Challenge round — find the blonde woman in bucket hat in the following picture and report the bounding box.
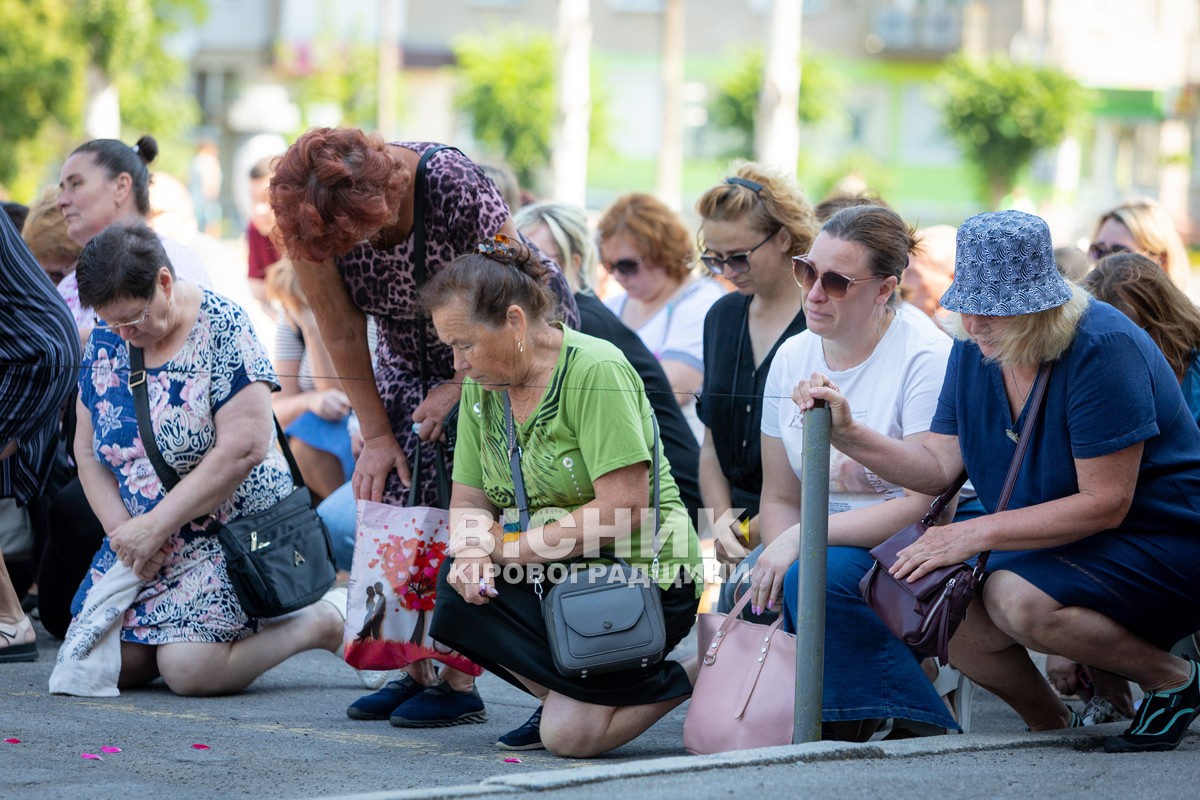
[791,210,1200,753]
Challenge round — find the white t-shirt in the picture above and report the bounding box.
[604,276,727,443]
[761,308,951,514]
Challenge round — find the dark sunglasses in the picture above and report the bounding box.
[791,254,884,299]
[603,257,642,276]
[1087,242,1133,262]
[700,229,779,276]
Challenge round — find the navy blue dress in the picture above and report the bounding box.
[930,299,1200,649]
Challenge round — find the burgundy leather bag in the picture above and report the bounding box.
[860,363,1051,665]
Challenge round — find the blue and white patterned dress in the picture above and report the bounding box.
[72,290,293,644]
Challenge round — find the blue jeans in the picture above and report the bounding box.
[318,481,356,571]
[782,545,958,730]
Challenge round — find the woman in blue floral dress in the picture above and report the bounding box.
[71,221,344,695]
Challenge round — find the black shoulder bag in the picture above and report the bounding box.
[411,145,461,501]
[508,393,668,679]
[129,347,336,618]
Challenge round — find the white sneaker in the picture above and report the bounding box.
[357,670,394,690]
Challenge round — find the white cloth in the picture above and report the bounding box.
[762,308,951,514]
[48,560,139,697]
[604,276,726,443]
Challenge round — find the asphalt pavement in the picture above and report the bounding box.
[3,617,1196,800]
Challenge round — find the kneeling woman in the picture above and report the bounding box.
[423,237,702,758]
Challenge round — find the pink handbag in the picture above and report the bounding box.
[683,591,795,755]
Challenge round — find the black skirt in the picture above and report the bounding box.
[430,557,699,707]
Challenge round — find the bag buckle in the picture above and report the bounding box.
[128,369,146,389]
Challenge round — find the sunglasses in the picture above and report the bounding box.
[94,298,153,330]
[603,257,642,277]
[700,229,779,276]
[791,254,884,299]
[1087,242,1133,262]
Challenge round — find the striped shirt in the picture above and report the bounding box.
[0,212,81,504]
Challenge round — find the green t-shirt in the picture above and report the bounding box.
[453,326,701,592]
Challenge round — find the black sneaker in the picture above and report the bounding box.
[497,706,545,751]
[389,681,487,728]
[346,673,424,721]
[1103,658,1200,753]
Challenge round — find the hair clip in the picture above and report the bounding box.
[725,176,763,193]
[477,233,519,263]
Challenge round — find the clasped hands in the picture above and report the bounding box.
[108,516,173,582]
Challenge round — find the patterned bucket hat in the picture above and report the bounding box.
[939,210,1072,316]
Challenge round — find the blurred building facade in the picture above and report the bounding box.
[180,0,1200,242]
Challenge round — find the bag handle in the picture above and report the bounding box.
[412,145,462,395]
[975,361,1053,574]
[504,391,662,573]
[129,346,306,511]
[406,434,450,509]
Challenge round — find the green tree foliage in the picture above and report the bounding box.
[454,30,556,189]
[708,47,843,159]
[937,54,1091,209]
[275,6,399,135]
[0,0,204,200]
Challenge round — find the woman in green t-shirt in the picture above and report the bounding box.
[423,235,702,758]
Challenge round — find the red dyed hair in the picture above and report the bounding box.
[269,127,408,262]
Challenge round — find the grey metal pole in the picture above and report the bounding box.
[794,399,830,743]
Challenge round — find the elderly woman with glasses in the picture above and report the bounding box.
[795,210,1200,753]
[68,221,345,696]
[597,193,726,444]
[749,204,957,740]
[689,165,814,604]
[1089,197,1191,295]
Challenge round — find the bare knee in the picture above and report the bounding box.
[984,571,1059,643]
[158,647,234,697]
[539,702,611,758]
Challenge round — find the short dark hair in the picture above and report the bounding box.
[76,221,174,308]
[70,135,159,216]
[2,202,29,233]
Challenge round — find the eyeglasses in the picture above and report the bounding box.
[791,254,885,299]
[602,257,642,277]
[94,298,153,330]
[700,229,779,276]
[1087,242,1133,262]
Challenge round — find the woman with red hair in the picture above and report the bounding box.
[270,128,577,730]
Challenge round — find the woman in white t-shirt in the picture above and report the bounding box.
[750,205,957,740]
[598,193,726,443]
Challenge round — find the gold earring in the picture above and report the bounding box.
[517,339,525,353]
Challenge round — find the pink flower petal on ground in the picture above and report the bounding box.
[81,753,103,760]
[191,743,210,750]
[100,746,122,754]
[4,739,19,744]
[503,757,522,763]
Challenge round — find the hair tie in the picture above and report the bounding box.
[131,144,140,154]
[725,176,763,193]
[477,233,520,264]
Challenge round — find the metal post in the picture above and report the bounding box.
[794,400,830,743]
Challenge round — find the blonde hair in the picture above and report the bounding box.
[1094,198,1191,293]
[944,284,1090,365]
[22,186,82,268]
[695,161,816,258]
[265,257,307,320]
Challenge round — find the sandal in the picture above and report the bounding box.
[0,616,37,663]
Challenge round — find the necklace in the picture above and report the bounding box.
[1004,364,1034,443]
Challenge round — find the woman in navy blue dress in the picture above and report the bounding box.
[794,210,1200,753]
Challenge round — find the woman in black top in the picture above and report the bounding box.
[694,164,814,589]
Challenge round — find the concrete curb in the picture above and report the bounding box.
[308,722,1168,800]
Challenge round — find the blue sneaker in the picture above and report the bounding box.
[496,706,544,750]
[389,681,487,728]
[1104,658,1200,753]
[346,673,424,721]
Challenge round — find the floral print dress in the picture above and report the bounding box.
[72,291,294,644]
